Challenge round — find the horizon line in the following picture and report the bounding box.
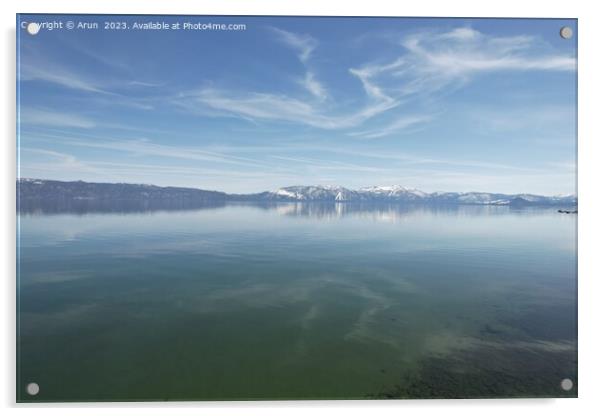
[16,177,578,198]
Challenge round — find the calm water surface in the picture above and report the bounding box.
[17,203,577,401]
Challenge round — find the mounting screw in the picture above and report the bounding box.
[560,26,573,39]
[560,378,573,391]
[26,382,40,396]
[26,22,40,36]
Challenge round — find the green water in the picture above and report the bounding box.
[17,203,577,401]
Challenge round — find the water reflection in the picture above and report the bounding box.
[17,200,577,400]
[250,202,558,221]
[19,198,566,220]
[17,197,226,215]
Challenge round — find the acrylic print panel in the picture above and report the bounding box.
[16,15,577,402]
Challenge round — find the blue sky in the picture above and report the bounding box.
[17,15,577,195]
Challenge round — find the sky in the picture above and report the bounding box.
[17,15,577,195]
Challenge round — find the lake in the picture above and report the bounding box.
[17,203,577,401]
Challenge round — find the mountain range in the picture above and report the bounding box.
[17,179,577,207]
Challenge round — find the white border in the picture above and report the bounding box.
[2,1,601,415]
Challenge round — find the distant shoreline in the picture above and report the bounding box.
[17,178,577,208]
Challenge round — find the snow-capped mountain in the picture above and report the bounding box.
[272,185,357,201]
[358,185,429,201]
[17,179,577,208]
[258,185,577,206]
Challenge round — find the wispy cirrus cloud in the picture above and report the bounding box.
[270,27,317,64]
[34,134,274,170]
[181,27,574,138]
[349,115,432,139]
[355,27,576,99]
[20,26,576,141]
[20,60,160,109]
[301,72,328,101]
[20,148,103,176]
[127,80,164,88]
[20,148,301,188]
[19,44,163,103]
[20,108,96,129]
[191,87,398,130]
[20,62,112,94]
[271,27,329,101]
[179,27,400,130]
[406,27,575,74]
